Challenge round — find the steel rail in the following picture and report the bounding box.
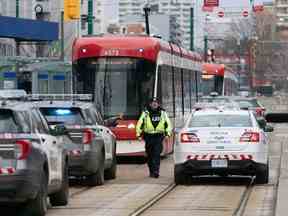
[129,183,176,216]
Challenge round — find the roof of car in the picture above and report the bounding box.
[0,100,35,111]
[193,109,251,116]
[32,100,94,109]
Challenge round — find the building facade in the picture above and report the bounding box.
[0,0,114,58]
[118,0,204,50]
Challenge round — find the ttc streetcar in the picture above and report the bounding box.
[72,35,203,156]
[202,63,238,96]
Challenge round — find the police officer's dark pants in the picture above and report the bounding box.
[144,133,164,176]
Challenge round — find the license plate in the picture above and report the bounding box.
[211,159,228,168]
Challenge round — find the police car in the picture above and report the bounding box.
[174,108,273,185]
[0,98,69,216]
[32,94,117,186]
[232,97,266,117]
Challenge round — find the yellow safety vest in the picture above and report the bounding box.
[136,110,172,137]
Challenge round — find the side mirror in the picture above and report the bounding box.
[174,128,182,133]
[257,117,267,129]
[264,125,274,132]
[50,124,67,136]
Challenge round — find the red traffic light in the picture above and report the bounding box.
[218,11,224,18]
[253,5,264,12]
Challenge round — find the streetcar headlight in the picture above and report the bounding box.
[128,123,135,129]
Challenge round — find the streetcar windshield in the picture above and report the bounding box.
[74,57,156,119]
[201,74,223,95]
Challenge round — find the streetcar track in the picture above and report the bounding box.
[272,138,284,216]
[232,177,255,216]
[69,187,92,198]
[129,183,176,216]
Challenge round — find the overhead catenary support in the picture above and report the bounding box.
[88,0,93,35]
[204,35,208,62]
[143,4,151,36]
[61,11,64,61]
[190,7,194,51]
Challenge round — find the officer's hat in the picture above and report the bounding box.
[149,97,159,104]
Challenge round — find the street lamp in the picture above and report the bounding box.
[143,3,151,36]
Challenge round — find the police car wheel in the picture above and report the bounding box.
[174,165,189,185]
[87,152,105,186]
[25,171,48,216]
[255,163,269,184]
[50,163,69,206]
[105,143,117,180]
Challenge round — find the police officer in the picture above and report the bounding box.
[136,97,172,178]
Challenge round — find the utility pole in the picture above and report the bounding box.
[237,39,241,90]
[15,0,20,56]
[190,7,194,51]
[60,11,65,61]
[143,4,151,36]
[204,35,208,62]
[88,0,93,35]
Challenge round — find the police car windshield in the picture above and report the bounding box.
[189,114,252,128]
[235,99,259,108]
[40,108,85,126]
[0,109,22,133]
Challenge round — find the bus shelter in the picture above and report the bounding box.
[0,57,72,94]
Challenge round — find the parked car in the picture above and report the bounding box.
[0,99,69,216]
[32,94,117,186]
[232,97,266,117]
[174,107,273,185]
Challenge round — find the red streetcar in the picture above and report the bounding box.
[202,63,238,96]
[72,35,203,156]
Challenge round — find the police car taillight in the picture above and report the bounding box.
[180,133,200,143]
[240,132,259,143]
[82,129,94,145]
[15,140,31,160]
[255,107,265,116]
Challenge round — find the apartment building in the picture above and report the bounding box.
[118,0,204,50]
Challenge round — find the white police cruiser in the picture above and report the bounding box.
[174,107,273,185]
[0,94,68,216]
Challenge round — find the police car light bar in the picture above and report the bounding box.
[28,94,92,101]
[0,90,27,100]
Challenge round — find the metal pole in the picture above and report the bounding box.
[60,11,64,61]
[144,4,150,36]
[16,0,19,18]
[88,0,93,35]
[238,40,241,90]
[190,7,194,51]
[204,35,208,62]
[16,0,20,56]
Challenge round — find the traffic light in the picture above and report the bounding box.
[64,0,80,21]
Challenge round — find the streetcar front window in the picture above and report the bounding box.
[201,75,223,95]
[74,58,156,119]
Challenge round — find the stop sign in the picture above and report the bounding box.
[242,10,249,17]
[218,11,224,18]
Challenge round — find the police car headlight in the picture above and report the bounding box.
[128,123,135,129]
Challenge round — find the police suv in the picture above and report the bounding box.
[32,94,117,186]
[0,95,69,216]
[174,107,273,185]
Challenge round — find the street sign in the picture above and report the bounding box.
[218,11,224,18]
[204,0,219,7]
[242,10,249,17]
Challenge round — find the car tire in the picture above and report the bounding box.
[50,163,69,206]
[255,163,269,184]
[104,143,117,180]
[174,164,189,185]
[87,152,105,186]
[25,171,48,216]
